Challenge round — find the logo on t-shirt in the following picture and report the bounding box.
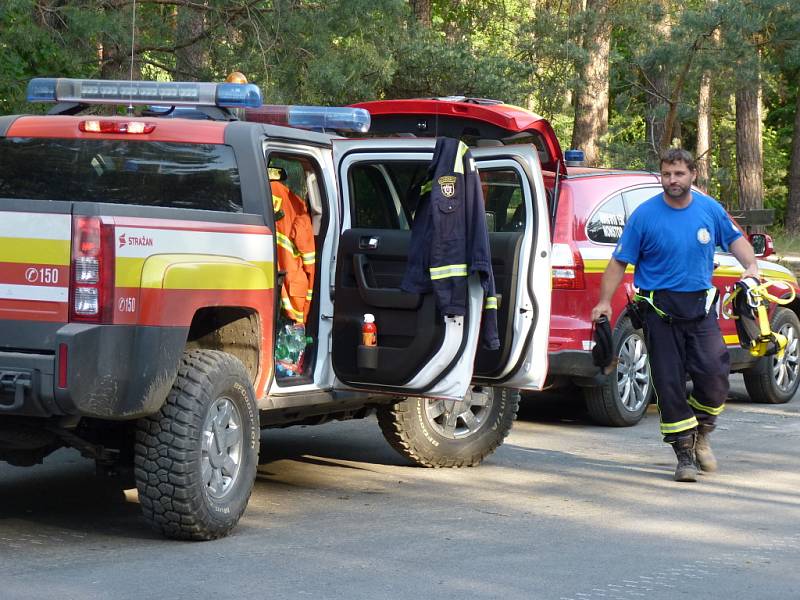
[697,227,711,244]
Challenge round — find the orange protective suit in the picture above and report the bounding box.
[272,181,315,323]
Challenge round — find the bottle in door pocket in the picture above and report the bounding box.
[362,313,377,346]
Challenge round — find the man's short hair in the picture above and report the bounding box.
[660,148,696,171]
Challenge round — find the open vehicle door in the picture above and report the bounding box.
[331,139,550,399]
[470,145,551,391]
[330,139,485,400]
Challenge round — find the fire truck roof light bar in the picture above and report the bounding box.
[26,78,263,109]
[248,105,371,133]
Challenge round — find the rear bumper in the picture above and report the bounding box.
[547,349,601,381]
[0,322,188,419]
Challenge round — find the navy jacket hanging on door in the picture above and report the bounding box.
[401,137,500,350]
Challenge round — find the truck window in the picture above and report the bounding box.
[587,194,625,244]
[0,137,242,212]
[480,168,525,232]
[623,186,660,216]
[350,162,420,230]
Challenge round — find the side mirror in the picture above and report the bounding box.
[749,232,773,258]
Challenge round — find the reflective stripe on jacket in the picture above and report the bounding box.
[401,137,499,350]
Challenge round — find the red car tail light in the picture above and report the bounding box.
[551,242,585,289]
[70,216,115,323]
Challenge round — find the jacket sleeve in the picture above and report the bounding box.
[464,150,500,350]
[288,189,316,322]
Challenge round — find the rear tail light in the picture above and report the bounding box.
[58,343,68,388]
[551,242,585,290]
[70,216,115,323]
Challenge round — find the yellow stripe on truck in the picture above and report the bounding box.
[126,255,273,290]
[584,257,796,285]
[0,238,70,265]
[583,259,634,275]
[116,257,274,289]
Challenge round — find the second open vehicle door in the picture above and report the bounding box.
[330,139,551,398]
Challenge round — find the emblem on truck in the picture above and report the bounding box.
[118,232,154,248]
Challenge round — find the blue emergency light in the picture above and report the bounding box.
[247,105,371,133]
[564,149,585,166]
[26,78,263,109]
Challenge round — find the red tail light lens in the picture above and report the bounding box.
[70,216,115,323]
[58,343,68,388]
[551,242,586,290]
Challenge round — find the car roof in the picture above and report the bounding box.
[351,98,566,174]
[4,115,231,143]
[2,114,338,147]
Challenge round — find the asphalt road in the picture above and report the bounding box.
[1,375,798,600]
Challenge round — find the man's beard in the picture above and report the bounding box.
[663,183,689,200]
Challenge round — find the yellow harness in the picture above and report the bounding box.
[721,277,796,358]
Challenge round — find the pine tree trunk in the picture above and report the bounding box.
[409,0,432,27]
[735,81,763,211]
[175,4,208,80]
[570,0,611,167]
[696,70,712,193]
[646,1,671,160]
[786,87,800,232]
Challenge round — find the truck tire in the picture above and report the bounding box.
[377,386,518,468]
[743,307,800,404]
[583,317,652,427]
[134,350,260,540]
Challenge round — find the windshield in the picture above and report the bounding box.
[0,137,242,212]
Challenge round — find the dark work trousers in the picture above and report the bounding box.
[641,290,730,443]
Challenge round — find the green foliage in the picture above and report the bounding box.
[0,0,799,226]
[603,112,650,170]
[384,27,529,102]
[763,125,789,222]
[769,226,800,254]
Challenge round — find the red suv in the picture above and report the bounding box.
[353,98,800,425]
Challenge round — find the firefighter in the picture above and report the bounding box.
[590,148,759,482]
[271,177,315,324]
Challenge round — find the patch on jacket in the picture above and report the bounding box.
[438,175,456,198]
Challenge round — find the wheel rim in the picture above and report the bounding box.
[615,332,650,413]
[423,386,493,440]
[201,395,244,499]
[772,322,800,393]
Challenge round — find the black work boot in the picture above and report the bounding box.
[671,433,698,482]
[695,425,717,472]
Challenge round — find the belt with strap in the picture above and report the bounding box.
[634,289,716,325]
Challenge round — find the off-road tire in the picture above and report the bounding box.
[743,307,800,404]
[134,350,259,540]
[583,317,652,427]
[377,386,519,468]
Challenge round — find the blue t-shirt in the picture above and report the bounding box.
[612,190,742,291]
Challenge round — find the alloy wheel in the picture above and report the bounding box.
[772,322,800,393]
[424,386,493,440]
[201,395,244,499]
[616,333,650,413]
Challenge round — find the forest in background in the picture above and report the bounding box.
[1,0,799,235]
